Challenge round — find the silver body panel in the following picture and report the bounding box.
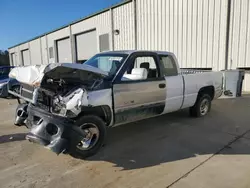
[113,79,166,124]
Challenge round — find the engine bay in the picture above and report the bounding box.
[37,73,104,118]
[8,63,108,118]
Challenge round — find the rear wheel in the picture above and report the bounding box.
[69,115,107,159]
[189,94,212,117]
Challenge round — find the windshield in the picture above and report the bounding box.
[84,54,128,78]
[0,68,10,78]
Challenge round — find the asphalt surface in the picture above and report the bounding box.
[0,96,250,188]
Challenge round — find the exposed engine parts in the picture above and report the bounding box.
[51,87,88,118]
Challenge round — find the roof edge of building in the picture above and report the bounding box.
[8,0,132,50]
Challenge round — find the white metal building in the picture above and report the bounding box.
[8,0,250,91]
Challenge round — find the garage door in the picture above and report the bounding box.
[11,53,16,66]
[76,30,97,63]
[22,49,30,66]
[56,38,71,63]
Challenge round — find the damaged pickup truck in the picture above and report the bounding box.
[9,51,223,158]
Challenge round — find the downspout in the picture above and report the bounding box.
[39,37,43,64]
[28,42,32,65]
[46,34,49,64]
[225,0,232,70]
[69,24,76,63]
[110,8,114,51]
[133,0,137,50]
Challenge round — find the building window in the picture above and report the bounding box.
[49,47,54,59]
[99,33,110,52]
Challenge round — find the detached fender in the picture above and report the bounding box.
[26,104,87,155]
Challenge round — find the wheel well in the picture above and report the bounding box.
[76,105,112,126]
[198,86,215,100]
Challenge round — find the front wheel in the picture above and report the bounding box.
[69,115,107,159]
[189,94,212,117]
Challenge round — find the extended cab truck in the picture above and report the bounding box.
[9,51,223,158]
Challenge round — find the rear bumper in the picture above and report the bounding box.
[26,104,85,154]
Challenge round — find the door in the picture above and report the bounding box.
[22,49,30,66]
[113,52,166,125]
[159,55,184,113]
[56,37,71,63]
[11,53,16,66]
[75,30,97,63]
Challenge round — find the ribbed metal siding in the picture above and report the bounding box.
[228,0,250,91]
[137,0,228,70]
[113,2,135,50]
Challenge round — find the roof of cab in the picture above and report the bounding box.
[99,50,174,56]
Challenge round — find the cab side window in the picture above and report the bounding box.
[159,55,178,76]
[122,55,159,81]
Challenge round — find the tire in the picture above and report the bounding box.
[69,115,107,159]
[189,94,212,117]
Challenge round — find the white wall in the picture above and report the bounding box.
[228,0,250,91]
[8,0,250,91]
[113,2,135,50]
[46,27,71,63]
[10,43,30,66]
[41,36,48,64]
[71,11,111,55]
[136,0,228,71]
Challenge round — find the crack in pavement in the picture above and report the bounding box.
[166,129,250,188]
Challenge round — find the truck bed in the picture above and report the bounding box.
[180,68,212,75]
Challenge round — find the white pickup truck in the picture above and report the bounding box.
[9,50,223,158]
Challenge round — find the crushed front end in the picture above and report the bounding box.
[8,63,108,154]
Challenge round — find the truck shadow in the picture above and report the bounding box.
[85,98,250,170]
[0,133,27,144]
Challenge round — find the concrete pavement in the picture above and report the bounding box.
[0,96,250,188]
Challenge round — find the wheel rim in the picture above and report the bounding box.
[200,98,209,116]
[77,123,100,150]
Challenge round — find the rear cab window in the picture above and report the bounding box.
[159,55,178,76]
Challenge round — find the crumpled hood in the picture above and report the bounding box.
[9,65,46,86]
[9,63,108,86]
[44,63,108,76]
